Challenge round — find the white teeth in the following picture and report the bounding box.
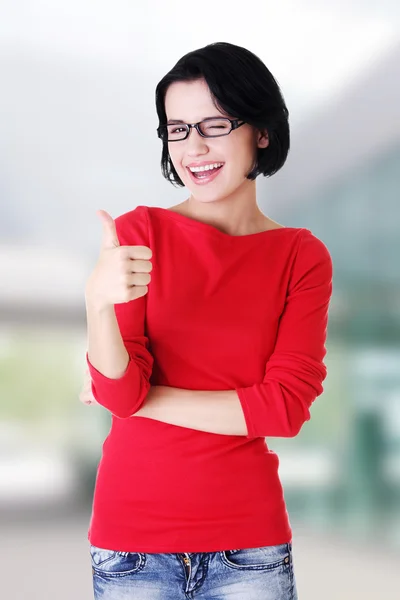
[188,162,223,173]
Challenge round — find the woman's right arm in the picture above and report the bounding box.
[84,207,154,418]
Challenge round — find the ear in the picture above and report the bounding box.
[256,129,269,149]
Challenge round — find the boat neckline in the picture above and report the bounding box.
[145,206,305,240]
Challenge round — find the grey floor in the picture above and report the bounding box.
[1,506,399,600]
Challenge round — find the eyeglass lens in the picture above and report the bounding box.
[166,118,232,141]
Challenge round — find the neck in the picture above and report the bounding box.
[185,181,267,236]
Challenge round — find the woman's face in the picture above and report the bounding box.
[164,78,268,204]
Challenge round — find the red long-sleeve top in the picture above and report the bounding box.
[86,204,333,553]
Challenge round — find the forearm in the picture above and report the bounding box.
[84,296,154,418]
[85,297,129,379]
[135,386,249,436]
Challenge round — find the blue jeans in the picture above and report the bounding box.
[90,541,299,599]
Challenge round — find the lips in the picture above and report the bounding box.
[186,164,224,185]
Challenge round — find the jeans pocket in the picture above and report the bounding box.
[90,544,146,577]
[220,542,291,571]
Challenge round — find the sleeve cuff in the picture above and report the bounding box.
[86,351,134,387]
[236,387,258,439]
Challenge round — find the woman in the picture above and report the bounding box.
[83,41,333,599]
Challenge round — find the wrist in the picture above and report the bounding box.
[84,282,112,313]
[85,294,113,314]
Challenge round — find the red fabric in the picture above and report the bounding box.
[86,205,333,553]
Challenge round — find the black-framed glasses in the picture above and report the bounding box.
[157,117,246,142]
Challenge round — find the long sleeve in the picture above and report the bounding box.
[86,207,154,418]
[236,230,333,439]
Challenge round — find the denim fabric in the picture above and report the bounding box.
[90,541,299,599]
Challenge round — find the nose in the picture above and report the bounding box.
[185,126,209,155]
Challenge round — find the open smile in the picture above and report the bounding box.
[186,164,224,185]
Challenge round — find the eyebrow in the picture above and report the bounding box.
[166,116,224,125]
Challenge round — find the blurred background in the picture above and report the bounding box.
[1,1,400,598]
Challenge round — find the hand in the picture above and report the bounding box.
[85,209,153,310]
[78,366,98,405]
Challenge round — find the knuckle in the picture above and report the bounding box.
[134,287,145,299]
[122,289,131,303]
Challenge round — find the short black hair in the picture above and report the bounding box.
[155,41,290,187]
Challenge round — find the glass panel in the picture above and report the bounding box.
[166,124,188,141]
[199,118,231,136]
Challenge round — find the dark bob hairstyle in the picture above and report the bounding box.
[155,41,290,187]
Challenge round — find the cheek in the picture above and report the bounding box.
[226,135,252,163]
[225,147,253,177]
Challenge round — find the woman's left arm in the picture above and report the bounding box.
[134,232,334,439]
[134,385,247,436]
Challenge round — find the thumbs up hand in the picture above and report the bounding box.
[85,210,153,310]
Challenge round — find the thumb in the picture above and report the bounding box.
[97,210,120,249]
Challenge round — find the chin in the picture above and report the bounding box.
[182,169,240,204]
[188,191,228,205]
